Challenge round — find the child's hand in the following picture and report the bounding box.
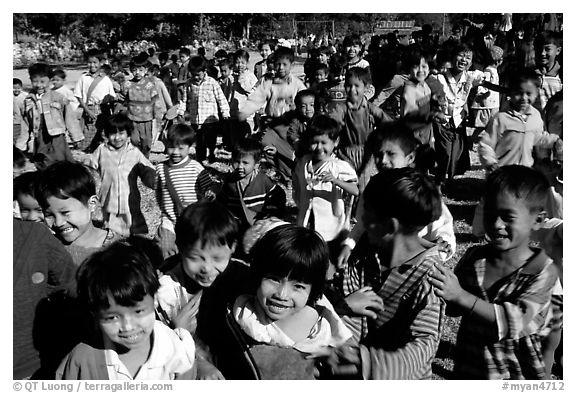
[318,171,336,183]
[173,296,200,332]
[264,145,277,157]
[428,263,464,302]
[345,287,384,319]
[196,358,225,380]
[336,245,352,269]
[85,109,97,120]
[435,236,452,257]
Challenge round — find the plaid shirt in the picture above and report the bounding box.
[341,238,444,379]
[452,245,557,379]
[184,75,230,125]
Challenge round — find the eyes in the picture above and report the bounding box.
[100,308,149,322]
[264,276,310,292]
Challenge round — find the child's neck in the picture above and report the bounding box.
[72,223,106,248]
[271,305,319,343]
[348,56,360,64]
[115,334,153,378]
[490,242,534,271]
[311,157,329,169]
[381,233,426,269]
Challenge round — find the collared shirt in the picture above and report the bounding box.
[534,62,562,113]
[184,75,230,125]
[73,72,116,105]
[434,69,485,127]
[13,92,28,124]
[239,74,306,119]
[122,77,162,122]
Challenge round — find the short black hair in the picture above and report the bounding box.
[219,58,233,69]
[214,49,228,59]
[367,123,419,158]
[295,89,316,107]
[273,46,295,63]
[28,63,50,79]
[535,30,563,48]
[250,225,329,304]
[508,68,540,92]
[484,165,550,213]
[403,48,432,70]
[48,68,67,80]
[258,41,276,51]
[179,47,191,57]
[304,114,340,142]
[36,161,96,208]
[452,43,474,59]
[175,201,239,251]
[234,48,250,62]
[363,168,442,233]
[159,52,169,61]
[14,171,40,200]
[345,67,372,86]
[13,146,26,168]
[76,239,160,313]
[85,49,104,61]
[104,112,134,136]
[188,55,207,72]
[232,137,263,162]
[343,34,363,48]
[13,78,23,86]
[165,123,195,147]
[131,53,150,68]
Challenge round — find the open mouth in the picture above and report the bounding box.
[58,227,74,235]
[119,331,145,344]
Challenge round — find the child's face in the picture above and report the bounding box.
[537,42,561,68]
[191,69,206,85]
[107,130,129,150]
[315,69,328,83]
[166,143,191,165]
[98,294,155,351]
[30,75,50,95]
[509,80,538,113]
[483,192,540,253]
[256,275,312,322]
[87,56,101,74]
[13,83,23,96]
[17,193,44,223]
[345,76,366,104]
[132,66,147,81]
[374,140,415,171]
[345,44,361,60]
[235,57,248,73]
[181,241,235,287]
[44,195,95,245]
[50,75,65,90]
[310,134,337,163]
[274,56,292,78]
[317,53,329,65]
[219,65,232,79]
[440,61,452,74]
[453,51,473,73]
[233,153,258,179]
[297,95,315,120]
[410,58,430,83]
[179,53,190,64]
[260,44,272,60]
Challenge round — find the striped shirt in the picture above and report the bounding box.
[183,75,230,125]
[452,245,558,380]
[341,238,444,379]
[155,156,212,225]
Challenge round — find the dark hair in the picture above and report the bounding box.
[315,63,329,75]
[219,58,233,69]
[100,64,112,76]
[234,48,250,63]
[188,55,207,72]
[363,168,442,233]
[13,78,23,86]
[232,137,263,162]
[171,54,178,62]
[132,54,149,68]
[28,63,50,78]
[329,54,347,77]
[13,146,26,168]
[104,112,134,136]
[484,165,550,213]
[345,67,372,86]
[48,68,66,80]
[165,123,195,147]
[148,47,156,56]
[273,46,295,63]
[535,30,563,48]
[343,34,363,48]
[76,239,160,312]
[148,63,160,73]
[367,123,419,158]
[159,52,169,61]
[508,68,540,92]
[318,46,331,56]
[250,225,329,304]
[304,114,340,142]
[258,41,276,51]
[175,201,239,250]
[214,49,228,59]
[295,89,316,107]
[36,161,96,208]
[85,49,104,61]
[14,171,40,200]
[452,43,474,59]
[179,47,191,57]
[404,48,432,70]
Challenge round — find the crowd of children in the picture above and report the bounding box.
[13,16,562,381]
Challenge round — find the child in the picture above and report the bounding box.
[13,78,28,145]
[230,225,352,379]
[317,54,347,114]
[469,46,503,143]
[218,58,235,103]
[49,68,85,148]
[230,49,258,138]
[338,126,456,268]
[327,168,444,379]
[183,55,230,163]
[155,123,213,259]
[312,63,330,90]
[261,89,317,179]
[328,67,393,173]
[57,239,196,379]
[217,138,286,232]
[342,34,375,100]
[14,172,44,223]
[155,201,251,379]
[292,115,359,261]
[36,161,122,266]
[532,31,562,114]
[121,54,163,158]
[239,46,306,125]
[254,41,275,81]
[73,49,116,152]
[86,113,156,237]
[174,47,192,102]
[17,63,74,166]
[429,165,559,379]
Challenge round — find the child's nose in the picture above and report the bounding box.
[53,214,66,227]
[120,316,135,331]
[275,283,289,298]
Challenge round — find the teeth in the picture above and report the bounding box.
[60,228,73,234]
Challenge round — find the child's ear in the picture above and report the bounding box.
[87,195,98,213]
[406,151,416,166]
[230,241,237,254]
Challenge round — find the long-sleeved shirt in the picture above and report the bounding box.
[341,241,445,379]
[121,77,162,122]
[230,70,258,120]
[73,72,116,106]
[183,75,230,126]
[533,62,562,114]
[239,74,306,119]
[13,92,28,125]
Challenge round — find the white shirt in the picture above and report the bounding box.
[73,72,116,105]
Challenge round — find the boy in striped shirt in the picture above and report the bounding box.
[325,168,445,379]
[155,124,213,258]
